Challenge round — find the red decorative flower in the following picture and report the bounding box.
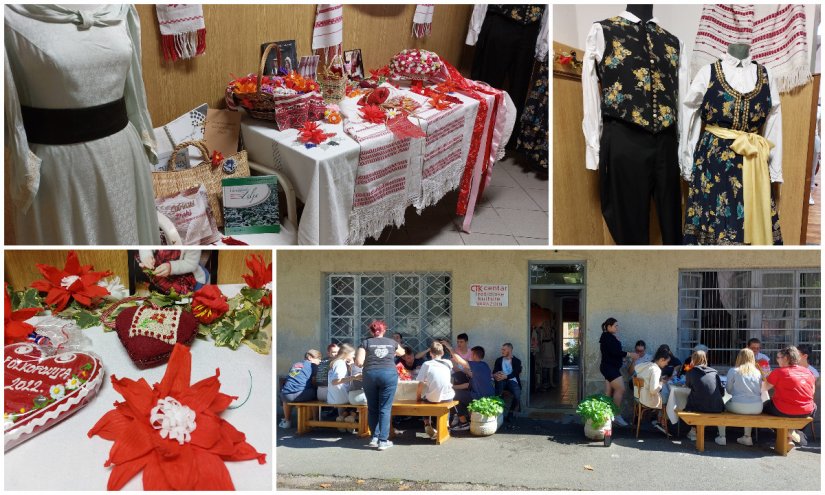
[210,151,224,168]
[242,255,272,290]
[297,122,334,145]
[88,344,266,490]
[366,87,390,106]
[360,105,386,124]
[30,251,111,313]
[429,94,452,111]
[559,55,573,65]
[4,283,40,345]
[191,285,229,325]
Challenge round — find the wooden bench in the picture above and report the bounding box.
[287,401,370,437]
[678,411,813,456]
[390,399,460,445]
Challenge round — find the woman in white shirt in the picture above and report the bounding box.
[327,344,358,430]
[722,348,764,446]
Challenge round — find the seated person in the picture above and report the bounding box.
[748,338,772,376]
[722,348,764,446]
[684,350,725,444]
[764,346,816,446]
[628,339,653,394]
[327,344,359,431]
[396,345,423,379]
[797,344,820,378]
[657,344,681,401]
[415,342,455,439]
[444,344,494,431]
[634,347,671,410]
[416,339,453,361]
[493,343,522,422]
[315,342,339,403]
[279,349,322,429]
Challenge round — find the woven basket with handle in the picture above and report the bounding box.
[318,54,347,103]
[151,140,249,228]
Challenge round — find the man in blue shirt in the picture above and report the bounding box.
[444,344,495,431]
[279,349,322,429]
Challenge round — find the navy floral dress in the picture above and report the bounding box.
[516,59,548,170]
[683,61,783,245]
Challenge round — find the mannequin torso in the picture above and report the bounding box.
[625,4,654,22]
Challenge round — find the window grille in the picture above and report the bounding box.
[678,269,820,368]
[326,272,452,352]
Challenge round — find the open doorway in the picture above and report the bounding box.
[527,262,585,411]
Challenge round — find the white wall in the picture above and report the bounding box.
[553,3,821,74]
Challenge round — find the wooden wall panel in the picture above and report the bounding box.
[136,4,473,125]
[216,249,272,284]
[4,250,272,288]
[552,41,815,245]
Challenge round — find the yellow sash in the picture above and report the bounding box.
[704,125,774,245]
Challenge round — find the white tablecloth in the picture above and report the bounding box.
[4,285,272,491]
[241,118,360,245]
[241,89,502,245]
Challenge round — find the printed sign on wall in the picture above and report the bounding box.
[470,284,509,307]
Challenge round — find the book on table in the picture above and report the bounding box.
[221,175,280,234]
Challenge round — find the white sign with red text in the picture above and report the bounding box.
[470,284,508,307]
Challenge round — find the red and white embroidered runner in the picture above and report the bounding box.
[344,121,422,244]
[691,4,811,92]
[313,4,344,61]
[156,4,206,62]
[412,4,435,38]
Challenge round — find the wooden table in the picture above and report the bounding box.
[288,401,370,437]
[390,399,459,445]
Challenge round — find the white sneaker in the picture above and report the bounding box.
[368,437,379,448]
[790,430,801,444]
[613,416,629,427]
[278,419,292,429]
[425,425,437,439]
[715,436,727,446]
[687,428,697,441]
[737,436,753,446]
[377,440,394,451]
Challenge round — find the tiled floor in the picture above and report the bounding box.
[366,154,549,245]
[528,369,580,410]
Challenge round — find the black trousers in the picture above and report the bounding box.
[599,118,683,245]
[471,13,540,146]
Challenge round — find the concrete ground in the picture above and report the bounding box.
[276,416,821,491]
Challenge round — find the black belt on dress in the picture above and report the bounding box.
[21,97,128,145]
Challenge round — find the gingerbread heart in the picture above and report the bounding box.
[114,305,198,368]
[4,343,104,451]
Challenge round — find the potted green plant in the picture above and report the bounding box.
[467,396,505,436]
[576,394,619,441]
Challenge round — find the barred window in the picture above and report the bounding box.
[326,272,452,352]
[678,269,821,368]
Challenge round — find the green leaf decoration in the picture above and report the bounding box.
[73,310,100,330]
[242,319,271,355]
[13,288,44,310]
[240,287,266,303]
[197,324,212,338]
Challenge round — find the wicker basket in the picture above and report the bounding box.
[318,54,347,103]
[151,140,249,227]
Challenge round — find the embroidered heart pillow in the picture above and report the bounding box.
[4,343,104,452]
[114,305,198,368]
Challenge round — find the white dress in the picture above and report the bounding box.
[5,4,160,244]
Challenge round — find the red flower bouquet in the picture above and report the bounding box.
[4,283,40,345]
[191,285,229,324]
[88,343,266,490]
[30,251,112,313]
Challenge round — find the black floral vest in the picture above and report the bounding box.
[596,16,680,134]
[488,4,545,25]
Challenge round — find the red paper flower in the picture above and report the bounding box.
[242,255,272,290]
[4,283,40,345]
[297,122,334,145]
[429,94,452,111]
[210,151,224,168]
[30,251,112,313]
[88,344,266,490]
[191,285,229,325]
[360,105,386,124]
[410,80,424,95]
[366,87,390,106]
